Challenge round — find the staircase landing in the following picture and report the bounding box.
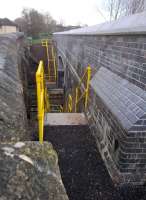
[44,113,87,126]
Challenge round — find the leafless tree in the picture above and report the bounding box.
[124,0,144,15]
[105,0,124,21]
[44,12,57,33]
[15,9,57,37]
[105,0,145,21]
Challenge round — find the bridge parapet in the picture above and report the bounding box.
[0,33,29,142]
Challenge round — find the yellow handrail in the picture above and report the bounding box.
[50,104,63,112]
[45,87,50,112]
[41,39,57,83]
[68,94,73,112]
[51,45,57,82]
[36,60,45,144]
[75,65,91,112]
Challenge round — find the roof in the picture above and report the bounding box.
[54,11,146,35]
[90,67,146,131]
[0,18,17,27]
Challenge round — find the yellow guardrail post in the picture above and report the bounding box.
[68,94,73,112]
[75,87,78,112]
[42,39,57,83]
[51,45,57,82]
[41,39,49,61]
[74,65,91,112]
[41,39,50,80]
[54,51,58,82]
[60,105,64,112]
[36,60,45,144]
[85,65,91,110]
[45,87,50,112]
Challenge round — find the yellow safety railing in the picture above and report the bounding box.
[36,59,63,143]
[75,65,91,112]
[41,39,57,83]
[66,65,91,113]
[68,94,73,112]
[50,105,64,112]
[45,87,50,112]
[36,60,45,144]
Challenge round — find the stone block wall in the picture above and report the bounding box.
[54,34,146,89]
[0,33,29,142]
[54,12,146,185]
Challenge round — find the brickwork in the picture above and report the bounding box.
[54,13,146,185]
[55,34,146,90]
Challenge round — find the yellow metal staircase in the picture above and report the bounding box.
[36,39,91,143]
[67,65,91,113]
[42,39,57,83]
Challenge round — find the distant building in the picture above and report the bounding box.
[0,18,18,34]
[54,25,82,33]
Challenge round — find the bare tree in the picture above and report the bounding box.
[15,8,57,37]
[105,0,145,21]
[124,0,144,15]
[106,0,124,21]
[44,12,57,33]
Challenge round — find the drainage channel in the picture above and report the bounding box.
[43,120,146,200]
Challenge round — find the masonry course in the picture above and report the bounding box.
[0,33,29,142]
[54,11,146,185]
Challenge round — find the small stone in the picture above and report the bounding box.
[14,142,25,148]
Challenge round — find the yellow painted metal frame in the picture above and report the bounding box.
[41,39,57,83]
[36,59,63,143]
[75,65,91,112]
[50,104,64,112]
[36,44,91,142]
[36,60,45,144]
[68,94,73,112]
[45,87,50,112]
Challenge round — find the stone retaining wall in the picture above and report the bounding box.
[0,33,29,142]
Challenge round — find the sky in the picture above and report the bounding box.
[0,0,108,26]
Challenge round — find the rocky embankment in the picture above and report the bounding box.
[0,142,68,200]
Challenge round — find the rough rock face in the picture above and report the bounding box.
[0,141,69,200]
[0,33,29,142]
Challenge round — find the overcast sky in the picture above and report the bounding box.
[0,0,108,25]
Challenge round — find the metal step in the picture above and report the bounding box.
[48,88,64,94]
[44,113,87,126]
[46,83,57,89]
